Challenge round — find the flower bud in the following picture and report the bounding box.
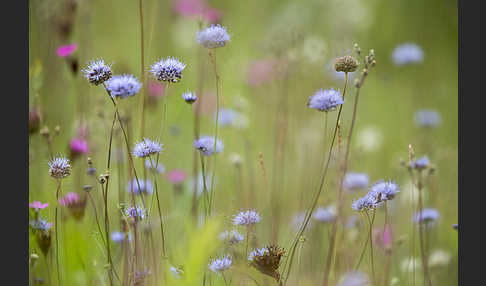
[333,55,359,73]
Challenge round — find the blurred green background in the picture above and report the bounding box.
[29,0,457,285]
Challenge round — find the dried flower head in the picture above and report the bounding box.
[48,155,71,179]
[233,209,261,226]
[196,24,231,49]
[208,255,232,273]
[219,229,244,244]
[106,74,142,99]
[150,57,186,83]
[248,245,285,282]
[82,59,112,85]
[133,138,163,158]
[194,136,224,156]
[343,172,369,191]
[334,55,359,73]
[182,91,198,104]
[308,88,344,112]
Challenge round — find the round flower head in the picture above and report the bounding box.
[392,43,424,66]
[194,136,223,156]
[82,59,112,85]
[111,231,132,243]
[219,229,244,244]
[58,192,80,207]
[133,138,163,158]
[215,108,248,129]
[248,247,269,261]
[313,206,336,223]
[150,57,186,83]
[106,74,142,99]
[145,159,165,174]
[414,110,442,128]
[308,88,344,112]
[70,138,89,155]
[125,206,146,221]
[48,155,71,179]
[413,208,439,226]
[352,192,380,212]
[30,219,53,231]
[196,24,231,49]
[167,169,188,184]
[410,156,430,170]
[343,172,369,191]
[339,271,370,286]
[232,209,261,226]
[208,255,232,273]
[333,55,359,73]
[182,91,198,104]
[368,180,400,202]
[126,179,153,195]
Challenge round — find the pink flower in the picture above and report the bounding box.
[147,80,165,98]
[202,7,222,23]
[59,192,80,206]
[246,59,278,87]
[167,169,188,184]
[29,201,49,211]
[57,43,78,58]
[173,0,222,23]
[373,224,392,250]
[70,138,89,154]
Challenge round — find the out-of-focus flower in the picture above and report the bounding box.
[373,224,392,251]
[57,43,77,58]
[338,271,369,286]
[196,24,230,49]
[194,136,223,156]
[219,229,244,244]
[147,80,165,101]
[145,159,165,174]
[356,126,384,153]
[167,169,188,185]
[215,109,248,129]
[59,192,87,221]
[126,179,153,195]
[106,74,142,99]
[413,208,439,227]
[246,59,278,87]
[312,206,336,223]
[428,249,452,267]
[170,265,184,278]
[208,255,232,273]
[343,173,369,191]
[400,257,422,273]
[182,91,198,104]
[70,137,89,157]
[308,88,344,112]
[173,0,222,23]
[410,156,430,170]
[233,210,261,226]
[392,43,424,66]
[125,206,146,221]
[30,218,53,231]
[29,201,48,211]
[111,231,132,243]
[414,109,441,128]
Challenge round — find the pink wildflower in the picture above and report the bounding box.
[29,201,49,211]
[57,43,78,58]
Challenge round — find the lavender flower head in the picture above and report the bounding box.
[133,138,163,158]
[106,74,142,99]
[215,108,248,129]
[392,43,424,66]
[182,91,197,104]
[248,247,269,261]
[339,271,370,286]
[313,206,336,223]
[414,109,442,128]
[308,88,344,112]
[368,180,400,201]
[233,209,261,226]
[30,218,53,231]
[111,231,132,243]
[194,136,223,156]
[196,24,231,49]
[150,57,186,83]
[219,229,245,244]
[351,194,379,212]
[48,155,71,179]
[145,159,165,174]
[343,172,369,191]
[208,255,232,273]
[82,59,112,85]
[414,208,440,226]
[126,179,153,195]
[410,156,430,170]
[125,206,146,221]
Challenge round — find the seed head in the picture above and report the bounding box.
[248,245,285,282]
[333,55,359,73]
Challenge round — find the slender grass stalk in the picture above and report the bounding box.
[222,272,229,286]
[200,153,210,219]
[87,191,107,248]
[100,183,114,286]
[148,156,167,257]
[208,50,220,216]
[366,210,377,285]
[417,171,432,286]
[138,0,147,138]
[55,180,62,285]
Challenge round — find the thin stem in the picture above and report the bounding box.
[200,153,210,219]
[208,50,220,216]
[55,180,62,285]
[354,214,370,271]
[87,191,107,248]
[138,0,146,138]
[367,210,376,286]
[222,272,229,286]
[417,171,432,286]
[148,156,166,257]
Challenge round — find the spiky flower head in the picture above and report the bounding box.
[248,245,285,282]
[312,206,336,223]
[339,271,370,286]
[233,209,261,226]
[126,179,153,195]
[219,229,245,244]
[182,92,198,104]
[414,109,442,128]
[133,138,163,158]
[368,180,400,201]
[308,88,344,112]
[125,206,146,221]
[82,59,112,85]
[392,43,424,66]
[105,74,142,99]
[410,156,430,170]
[150,57,186,83]
[30,219,53,231]
[48,155,71,179]
[333,55,359,73]
[208,255,232,273]
[413,208,440,226]
[194,136,224,156]
[351,194,379,212]
[343,172,369,191]
[196,24,231,49]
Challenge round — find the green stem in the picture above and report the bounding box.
[55,180,62,285]
[208,51,220,217]
[148,156,166,257]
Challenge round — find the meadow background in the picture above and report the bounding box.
[29,0,458,285]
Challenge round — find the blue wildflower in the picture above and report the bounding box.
[392,43,424,66]
[339,271,369,286]
[182,92,197,104]
[413,208,440,226]
[125,206,146,221]
[313,206,336,223]
[414,109,442,128]
[82,59,112,85]
[133,138,163,158]
[106,74,142,99]
[48,154,71,179]
[208,255,232,273]
[248,247,269,261]
[150,57,186,83]
[369,180,400,201]
[308,88,344,112]
[196,25,231,49]
[233,210,261,226]
[194,136,223,156]
[219,229,244,244]
[351,194,379,212]
[111,231,132,243]
[343,172,369,190]
[410,156,430,170]
[126,179,153,195]
[30,219,53,231]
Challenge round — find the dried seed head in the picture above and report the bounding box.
[333,55,359,73]
[249,245,285,282]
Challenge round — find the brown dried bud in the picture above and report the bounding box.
[40,126,50,137]
[333,55,359,73]
[54,125,61,135]
[29,107,41,135]
[249,245,285,283]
